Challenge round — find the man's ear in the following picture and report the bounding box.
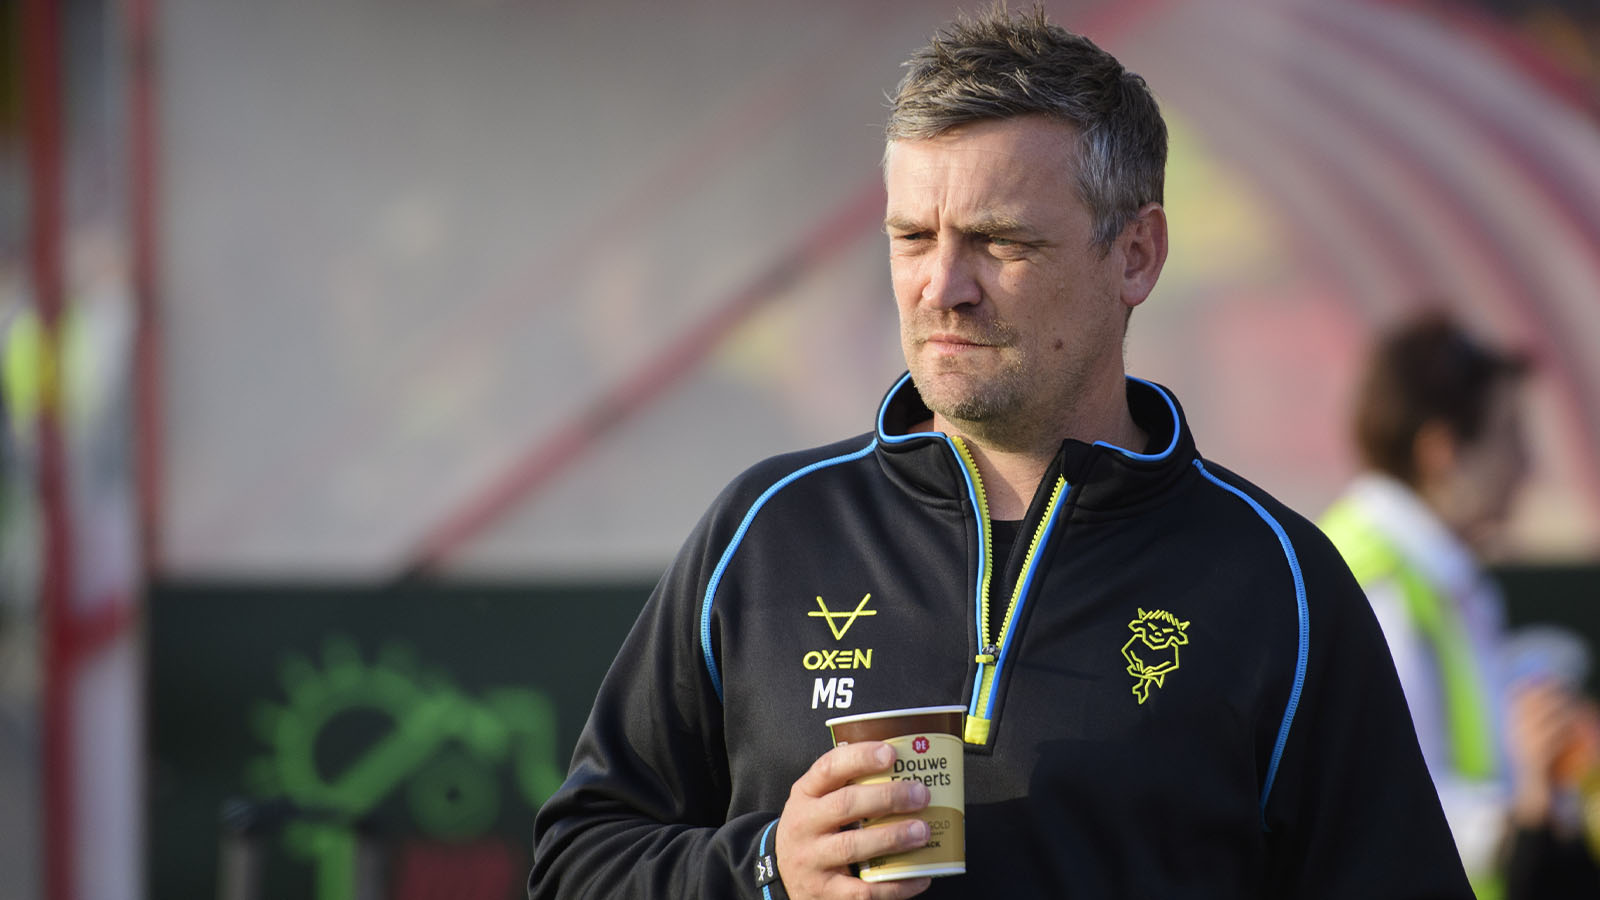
[1118,202,1168,311]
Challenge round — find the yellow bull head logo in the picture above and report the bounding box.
[1121,608,1189,704]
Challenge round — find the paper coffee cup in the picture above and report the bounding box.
[825,705,966,882]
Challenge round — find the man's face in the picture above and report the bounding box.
[884,116,1130,444]
[1438,379,1532,553]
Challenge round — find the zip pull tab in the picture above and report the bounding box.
[975,644,1000,665]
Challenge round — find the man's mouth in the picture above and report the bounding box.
[923,332,993,349]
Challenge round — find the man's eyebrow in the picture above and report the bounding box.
[884,214,1034,234]
[964,214,1030,235]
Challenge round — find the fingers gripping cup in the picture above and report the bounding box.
[825,705,966,882]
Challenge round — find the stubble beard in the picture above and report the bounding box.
[904,313,1034,440]
[917,355,1029,423]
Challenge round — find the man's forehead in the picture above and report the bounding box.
[884,128,1081,223]
[884,125,1078,195]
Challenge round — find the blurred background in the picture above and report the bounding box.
[2,0,1599,897]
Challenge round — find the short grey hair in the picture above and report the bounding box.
[886,5,1167,248]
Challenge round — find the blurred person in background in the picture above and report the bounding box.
[1321,310,1600,899]
[530,7,1471,899]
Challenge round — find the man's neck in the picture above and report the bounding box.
[952,441,1054,521]
[932,384,1147,521]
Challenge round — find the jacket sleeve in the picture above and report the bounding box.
[1262,524,1475,898]
[527,497,791,900]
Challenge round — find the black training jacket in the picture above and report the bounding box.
[529,374,1473,899]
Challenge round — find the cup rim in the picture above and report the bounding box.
[823,705,967,728]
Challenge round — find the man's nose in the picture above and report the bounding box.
[921,243,982,310]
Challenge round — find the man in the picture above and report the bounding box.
[530,8,1471,898]
[1321,312,1599,897]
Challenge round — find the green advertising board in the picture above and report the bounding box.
[148,581,650,900]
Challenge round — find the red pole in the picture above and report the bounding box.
[23,0,78,898]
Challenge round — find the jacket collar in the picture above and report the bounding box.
[873,372,1198,515]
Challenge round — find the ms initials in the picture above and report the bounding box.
[811,677,854,710]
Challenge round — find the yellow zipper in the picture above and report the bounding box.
[951,435,1067,746]
[998,477,1065,645]
[949,436,995,643]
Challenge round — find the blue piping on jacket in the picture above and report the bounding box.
[700,441,878,701]
[1094,376,1182,461]
[759,819,778,900]
[1193,460,1310,828]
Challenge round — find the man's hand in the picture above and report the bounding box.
[1507,679,1579,826]
[774,741,934,900]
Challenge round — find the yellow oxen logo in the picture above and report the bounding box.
[808,594,875,641]
[1121,608,1190,704]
